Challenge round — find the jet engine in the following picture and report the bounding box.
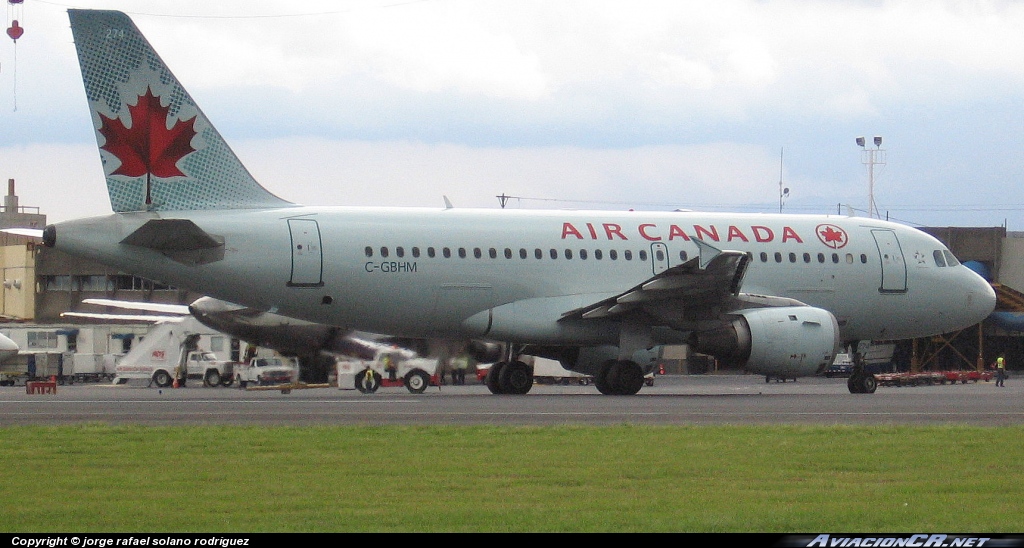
[691,306,841,377]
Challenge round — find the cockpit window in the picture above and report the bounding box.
[933,250,947,267]
[943,250,960,267]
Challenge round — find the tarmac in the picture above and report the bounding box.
[2,373,1021,426]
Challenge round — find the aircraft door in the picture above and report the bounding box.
[287,218,324,287]
[650,242,670,275]
[871,229,907,293]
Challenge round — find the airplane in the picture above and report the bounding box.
[41,9,996,396]
[0,333,20,364]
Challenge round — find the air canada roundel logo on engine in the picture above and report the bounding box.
[816,224,848,249]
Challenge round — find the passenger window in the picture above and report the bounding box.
[817,253,825,263]
[443,247,451,258]
[519,248,527,259]
[564,249,573,260]
[803,253,811,263]
[489,248,497,259]
[580,249,588,260]
[595,249,603,260]
[473,248,481,259]
[364,246,373,258]
[459,248,467,259]
[624,250,633,260]
[412,247,420,258]
[679,251,688,262]
[504,248,512,259]
[639,250,648,261]
[774,252,782,263]
[535,248,542,259]
[396,247,404,258]
[610,250,618,260]
[788,252,797,263]
[860,254,867,264]
[550,249,558,260]
[428,247,436,258]
[380,247,389,258]
[845,253,853,264]
[760,252,768,262]
[655,249,664,261]
[832,253,839,264]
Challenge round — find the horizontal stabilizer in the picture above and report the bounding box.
[83,298,190,315]
[1,228,44,238]
[121,219,221,250]
[120,219,224,265]
[61,312,183,323]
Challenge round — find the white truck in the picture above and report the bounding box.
[114,318,235,387]
[117,349,234,387]
[336,348,439,393]
[234,356,298,388]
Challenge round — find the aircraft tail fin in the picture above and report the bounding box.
[68,9,291,213]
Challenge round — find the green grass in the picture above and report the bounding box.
[1,424,1021,532]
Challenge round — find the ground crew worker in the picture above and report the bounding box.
[174,362,186,388]
[995,355,1007,387]
[453,354,469,385]
[383,354,397,382]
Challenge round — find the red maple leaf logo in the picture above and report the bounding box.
[816,224,848,249]
[98,87,197,204]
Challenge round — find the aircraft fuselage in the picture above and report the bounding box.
[48,207,995,347]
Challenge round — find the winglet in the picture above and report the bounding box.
[693,238,722,270]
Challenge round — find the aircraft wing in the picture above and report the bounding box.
[560,240,753,328]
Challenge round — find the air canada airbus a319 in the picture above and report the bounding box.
[43,10,996,395]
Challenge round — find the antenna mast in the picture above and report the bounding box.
[778,148,788,213]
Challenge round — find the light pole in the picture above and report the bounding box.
[856,136,885,219]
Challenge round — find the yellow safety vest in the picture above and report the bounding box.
[997,357,1005,369]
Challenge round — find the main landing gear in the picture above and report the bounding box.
[483,350,646,396]
[594,360,645,395]
[485,360,533,395]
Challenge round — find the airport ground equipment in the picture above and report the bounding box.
[235,356,298,388]
[875,370,993,387]
[336,348,439,394]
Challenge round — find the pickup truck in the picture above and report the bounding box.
[234,357,298,388]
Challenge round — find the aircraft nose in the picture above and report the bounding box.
[965,268,997,325]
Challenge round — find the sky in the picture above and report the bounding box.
[1,0,1022,228]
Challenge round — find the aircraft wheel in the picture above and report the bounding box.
[356,369,381,394]
[204,370,221,387]
[594,360,617,395]
[847,371,877,394]
[860,374,878,394]
[404,369,430,394]
[499,360,533,395]
[153,370,173,388]
[615,360,645,396]
[486,362,506,394]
